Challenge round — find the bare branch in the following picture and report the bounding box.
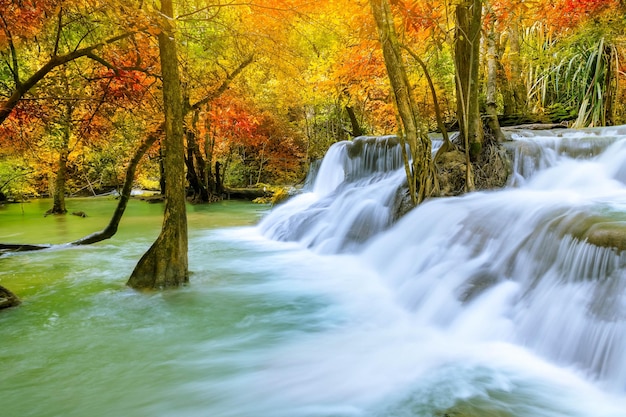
[53,7,63,56]
[0,14,21,87]
[0,30,138,126]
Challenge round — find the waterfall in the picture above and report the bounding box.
[258,136,407,253]
[258,127,626,401]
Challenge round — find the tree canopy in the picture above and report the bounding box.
[1,0,625,201]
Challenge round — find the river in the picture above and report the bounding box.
[2,127,626,416]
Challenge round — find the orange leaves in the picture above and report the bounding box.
[94,67,152,103]
[0,101,45,150]
[208,95,260,145]
[390,0,444,35]
[535,0,620,33]
[0,0,57,45]
[203,92,305,176]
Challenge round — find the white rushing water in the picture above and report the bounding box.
[253,128,626,416]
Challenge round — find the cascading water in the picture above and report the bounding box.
[256,127,626,415]
[259,136,408,253]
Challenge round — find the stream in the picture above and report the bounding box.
[2,126,626,416]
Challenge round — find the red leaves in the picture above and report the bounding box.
[97,68,150,102]
[390,0,443,34]
[204,93,305,173]
[0,0,57,45]
[538,0,619,32]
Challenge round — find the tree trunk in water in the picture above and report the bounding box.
[455,0,483,162]
[1,131,160,250]
[49,148,68,214]
[369,0,436,205]
[127,0,188,289]
[48,100,72,215]
[485,18,505,143]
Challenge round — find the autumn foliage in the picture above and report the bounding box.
[1,0,626,200]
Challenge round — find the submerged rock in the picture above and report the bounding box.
[0,285,20,310]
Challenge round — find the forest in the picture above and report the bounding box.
[1,0,624,204]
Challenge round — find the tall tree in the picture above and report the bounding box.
[369,0,436,205]
[455,0,483,162]
[484,2,505,142]
[127,0,188,289]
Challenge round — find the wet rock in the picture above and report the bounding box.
[0,285,20,310]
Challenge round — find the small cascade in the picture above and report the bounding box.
[258,136,407,253]
[507,127,625,185]
[362,188,626,391]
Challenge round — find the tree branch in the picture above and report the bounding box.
[53,7,63,56]
[0,30,138,126]
[399,43,450,145]
[0,14,21,88]
[188,54,254,113]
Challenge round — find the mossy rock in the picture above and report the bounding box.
[548,211,626,252]
[583,222,626,252]
[0,285,20,310]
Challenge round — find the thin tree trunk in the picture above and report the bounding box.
[369,0,436,205]
[204,116,217,195]
[400,44,450,146]
[48,100,72,215]
[49,148,68,214]
[185,127,209,202]
[507,19,527,115]
[127,0,188,289]
[485,18,505,142]
[345,106,364,137]
[455,0,483,162]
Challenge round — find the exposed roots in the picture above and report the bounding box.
[435,132,510,197]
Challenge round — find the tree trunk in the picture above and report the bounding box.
[485,18,505,142]
[505,19,527,115]
[49,147,68,214]
[48,100,72,215]
[369,0,436,205]
[185,128,209,202]
[215,161,223,195]
[455,0,483,162]
[72,132,160,245]
[158,144,166,195]
[345,106,365,137]
[127,0,188,289]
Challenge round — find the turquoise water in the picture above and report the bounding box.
[2,181,626,417]
[1,199,318,417]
